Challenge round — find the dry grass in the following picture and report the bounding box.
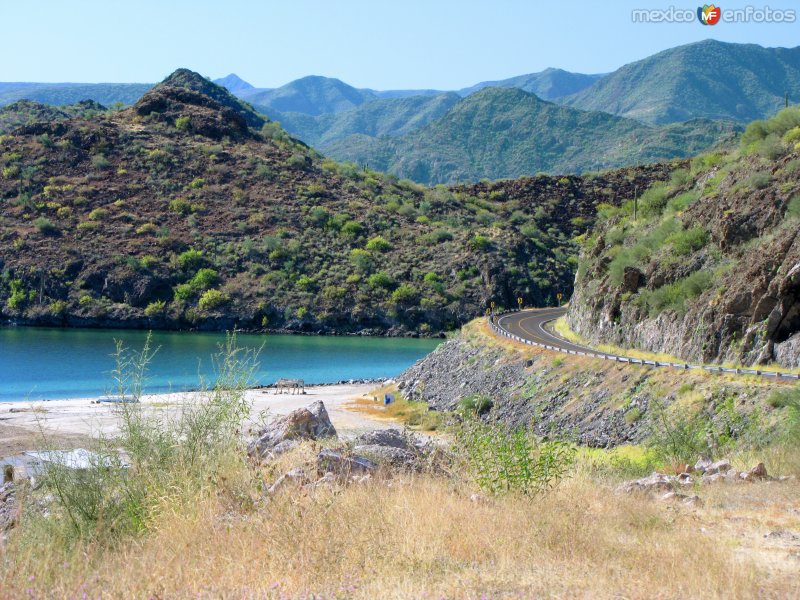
[6,460,799,599]
[344,385,444,431]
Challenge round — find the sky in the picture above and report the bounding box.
[1,0,798,89]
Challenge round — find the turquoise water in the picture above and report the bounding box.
[0,327,440,402]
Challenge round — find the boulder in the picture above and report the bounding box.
[743,462,768,482]
[248,401,337,460]
[316,449,377,478]
[0,482,16,532]
[353,444,417,468]
[705,460,732,475]
[617,472,674,494]
[353,428,409,450]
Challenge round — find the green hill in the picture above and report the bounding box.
[565,40,800,124]
[323,87,739,184]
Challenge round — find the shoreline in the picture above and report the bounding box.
[0,382,394,455]
[0,319,448,339]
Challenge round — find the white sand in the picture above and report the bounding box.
[0,383,391,444]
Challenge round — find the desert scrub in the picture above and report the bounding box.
[22,333,259,543]
[454,416,576,495]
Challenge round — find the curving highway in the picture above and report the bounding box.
[491,308,800,381]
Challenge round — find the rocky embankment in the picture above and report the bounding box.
[397,334,647,447]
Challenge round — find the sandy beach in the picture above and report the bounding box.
[0,382,390,455]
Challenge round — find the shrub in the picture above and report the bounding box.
[32,333,257,541]
[637,270,712,316]
[454,416,576,496]
[308,205,331,228]
[6,279,29,310]
[666,226,709,256]
[169,198,193,215]
[423,272,441,285]
[198,289,230,311]
[295,275,315,290]
[287,153,308,169]
[77,220,99,231]
[91,154,111,170]
[365,235,391,252]
[391,284,418,305]
[458,394,494,416]
[175,116,191,131]
[340,220,362,237]
[190,268,219,290]
[786,195,800,220]
[469,234,491,251]
[177,248,204,270]
[136,223,158,235]
[174,283,193,302]
[88,208,109,221]
[638,182,669,219]
[144,300,167,317]
[188,178,205,190]
[426,228,453,244]
[49,300,68,316]
[349,248,373,273]
[747,172,771,190]
[368,271,393,290]
[33,217,58,235]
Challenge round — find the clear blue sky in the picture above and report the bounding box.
[2,0,798,89]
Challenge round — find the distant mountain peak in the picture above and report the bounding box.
[213,73,255,92]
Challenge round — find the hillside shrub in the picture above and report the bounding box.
[190,268,219,290]
[365,235,391,252]
[666,226,709,256]
[469,234,491,251]
[391,284,418,305]
[177,249,204,270]
[786,195,800,220]
[198,289,230,311]
[169,199,193,215]
[34,217,58,235]
[368,271,393,290]
[349,248,372,273]
[637,270,712,317]
[747,172,771,190]
[638,182,669,219]
[458,394,494,416]
[144,300,167,317]
[175,116,191,131]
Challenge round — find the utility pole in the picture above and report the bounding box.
[786,91,790,109]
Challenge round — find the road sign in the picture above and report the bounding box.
[517,297,523,307]
[490,301,495,308]
[556,293,563,302]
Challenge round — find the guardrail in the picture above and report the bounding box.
[487,313,800,381]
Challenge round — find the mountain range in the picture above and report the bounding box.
[0,40,797,183]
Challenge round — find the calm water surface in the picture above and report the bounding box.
[0,327,440,401]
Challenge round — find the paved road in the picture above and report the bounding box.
[497,307,592,353]
[492,308,800,380]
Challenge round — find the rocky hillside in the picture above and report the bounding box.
[567,107,800,368]
[0,69,674,334]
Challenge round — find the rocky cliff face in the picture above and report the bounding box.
[567,108,800,368]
